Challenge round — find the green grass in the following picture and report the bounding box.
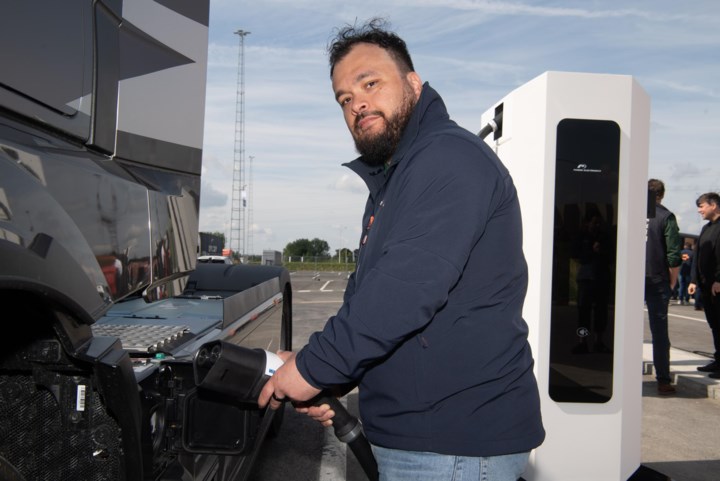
[282,261,355,272]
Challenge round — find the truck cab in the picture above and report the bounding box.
[0,1,291,479]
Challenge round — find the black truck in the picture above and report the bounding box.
[0,1,291,480]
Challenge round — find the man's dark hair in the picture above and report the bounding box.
[648,178,665,200]
[328,18,414,78]
[696,192,720,207]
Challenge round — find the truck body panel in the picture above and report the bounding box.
[0,2,291,480]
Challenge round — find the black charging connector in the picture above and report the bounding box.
[192,341,379,481]
[478,103,504,141]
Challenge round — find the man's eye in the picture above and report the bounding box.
[366,81,377,89]
[339,97,351,107]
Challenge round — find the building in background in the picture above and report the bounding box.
[263,250,282,266]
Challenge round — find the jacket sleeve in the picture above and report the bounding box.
[664,214,682,268]
[295,135,515,388]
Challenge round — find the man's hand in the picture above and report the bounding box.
[688,283,697,296]
[712,281,720,296]
[257,351,321,410]
[294,401,336,427]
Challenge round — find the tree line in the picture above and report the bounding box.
[199,233,355,263]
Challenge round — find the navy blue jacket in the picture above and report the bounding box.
[296,83,545,456]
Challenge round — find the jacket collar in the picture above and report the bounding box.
[344,82,448,198]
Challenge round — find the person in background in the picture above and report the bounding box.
[259,18,545,481]
[691,246,705,311]
[645,179,682,395]
[678,242,693,305]
[688,192,720,378]
[694,285,704,311]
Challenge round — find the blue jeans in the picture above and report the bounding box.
[678,273,691,303]
[372,445,530,481]
[645,277,672,384]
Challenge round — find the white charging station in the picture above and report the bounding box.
[480,71,650,481]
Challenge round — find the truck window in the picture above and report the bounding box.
[0,0,93,135]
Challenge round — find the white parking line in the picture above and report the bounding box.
[297,289,346,293]
[645,307,707,323]
[669,311,708,323]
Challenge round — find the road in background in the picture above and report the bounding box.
[248,271,719,481]
[641,300,719,481]
[649,300,715,358]
[247,271,355,481]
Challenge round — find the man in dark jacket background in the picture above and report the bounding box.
[688,192,720,377]
[678,242,693,305]
[259,18,545,480]
[645,179,682,395]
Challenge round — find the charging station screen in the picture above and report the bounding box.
[549,118,620,403]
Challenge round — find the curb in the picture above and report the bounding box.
[642,342,720,402]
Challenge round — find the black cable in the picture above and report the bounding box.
[477,110,504,140]
[315,395,379,481]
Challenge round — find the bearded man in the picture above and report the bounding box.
[260,18,545,481]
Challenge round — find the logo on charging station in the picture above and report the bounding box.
[573,163,602,173]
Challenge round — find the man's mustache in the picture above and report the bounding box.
[355,111,385,131]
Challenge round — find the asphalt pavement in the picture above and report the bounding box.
[639,338,720,481]
[250,273,720,481]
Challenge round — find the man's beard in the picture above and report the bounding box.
[353,87,417,167]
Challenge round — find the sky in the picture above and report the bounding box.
[197,0,720,255]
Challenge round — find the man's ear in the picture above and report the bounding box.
[406,71,423,98]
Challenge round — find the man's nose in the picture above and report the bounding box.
[351,95,369,115]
